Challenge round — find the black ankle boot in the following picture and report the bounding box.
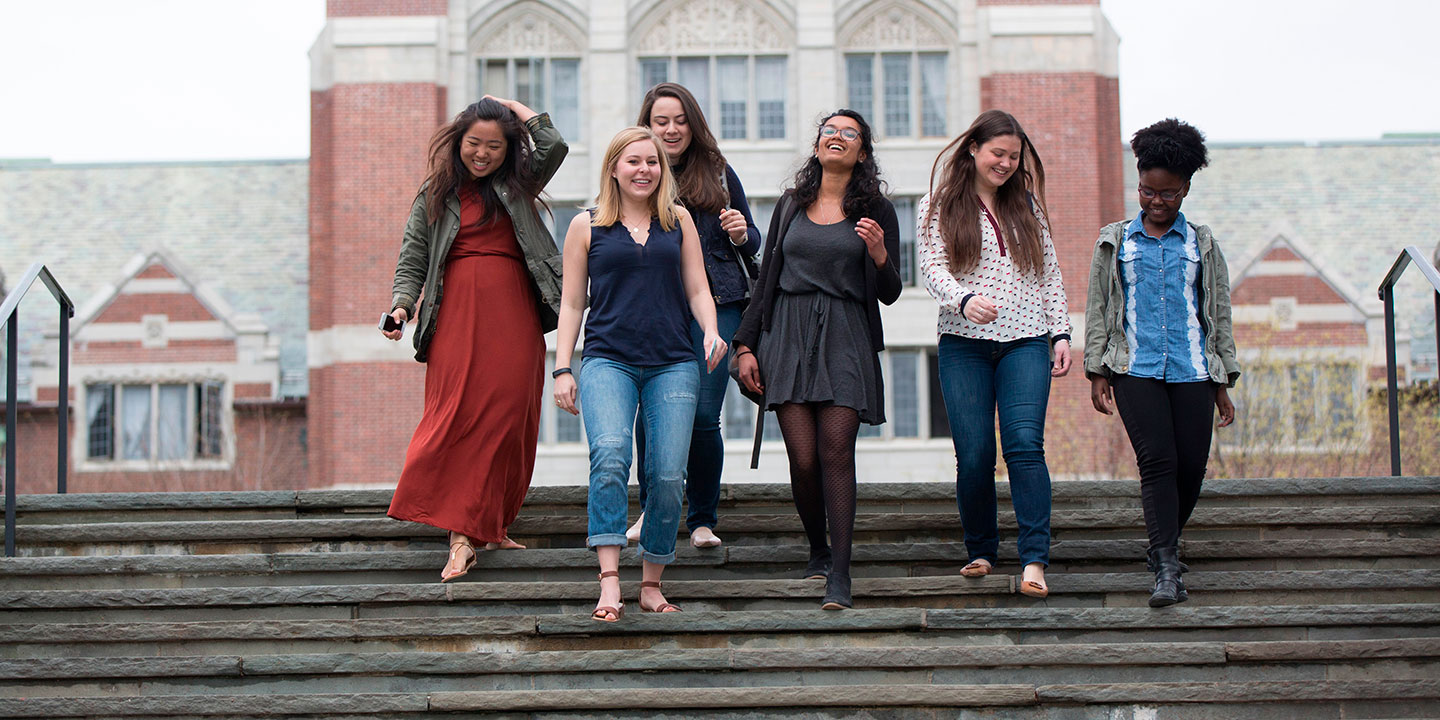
[821,572,852,610]
[1148,546,1186,608]
[1146,546,1190,603]
[803,547,832,580]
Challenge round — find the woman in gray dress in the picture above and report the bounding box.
[732,110,902,609]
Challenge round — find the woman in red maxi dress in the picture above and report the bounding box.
[381,95,568,582]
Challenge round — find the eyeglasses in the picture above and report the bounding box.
[820,125,860,141]
[1137,185,1182,202]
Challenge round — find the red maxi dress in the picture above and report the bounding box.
[387,192,544,543]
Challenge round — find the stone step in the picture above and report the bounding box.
[5,539,1438,590]
[12,505,1438,556]
[15,477,1439,525]
[4,604,1436,658]
[0,679,1436,718]
[3,571,1437,625]
[3,639,1438,699]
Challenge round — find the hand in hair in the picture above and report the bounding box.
[482,94,537,123]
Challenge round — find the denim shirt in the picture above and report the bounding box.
[1119,211,1210,382]
[694,164,761,306]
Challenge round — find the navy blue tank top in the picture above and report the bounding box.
[582,217,694,366]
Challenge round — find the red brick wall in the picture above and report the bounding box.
[93,293,218,323]
[136,265,176,279]
[327,0,447,16]
[981,71,1125,475]
[234,383,275,399]
[1263,247,1301,261]
[1235,322,1368,347]
[74,339,236,365]
[308,69,445,487]
[1232,275,1347,305]
[6,402,307,495]
[308,361,425,486]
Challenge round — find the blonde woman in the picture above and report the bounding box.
[553,127,727,621]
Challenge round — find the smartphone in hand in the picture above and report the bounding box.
[379,313,405,333]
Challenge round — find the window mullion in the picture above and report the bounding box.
[911,52,921,136]
[748,55,757,141]
[149,383,159,461]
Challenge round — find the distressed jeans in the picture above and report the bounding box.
[579,356,699,564]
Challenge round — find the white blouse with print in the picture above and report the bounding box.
[916,193,1071,342]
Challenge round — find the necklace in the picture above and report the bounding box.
[622,216,649,234]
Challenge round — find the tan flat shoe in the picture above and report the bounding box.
[1019,563,1048,598]
[689,527,722,548]
[625,514,644,544]
[959,559,993,578]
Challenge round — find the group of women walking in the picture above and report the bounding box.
[382,84,1240,617]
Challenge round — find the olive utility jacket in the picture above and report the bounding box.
[390,113,568,362]
[1083,220,1241,387]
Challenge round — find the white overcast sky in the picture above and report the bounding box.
[0,0,1436,163]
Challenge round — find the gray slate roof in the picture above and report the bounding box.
[0,160,309,400]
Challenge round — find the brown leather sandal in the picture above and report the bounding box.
[591,571,624,622]
[440,537,477,583]
[638,580,682,613]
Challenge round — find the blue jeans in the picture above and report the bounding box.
[937,334,1053,567]
[580,356,699,564]
[635,301,743,531]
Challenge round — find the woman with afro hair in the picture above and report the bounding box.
[1083,118,1240,607]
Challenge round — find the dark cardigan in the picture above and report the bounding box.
[732,190,903,353]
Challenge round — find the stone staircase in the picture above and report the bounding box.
[2,477,1438,718]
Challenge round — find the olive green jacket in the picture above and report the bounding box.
[1083,220,1241,387]
[390,114,568,362]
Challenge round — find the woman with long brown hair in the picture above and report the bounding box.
[625,82,762,550]
[918,109,1071,599]
[383,96,568,582]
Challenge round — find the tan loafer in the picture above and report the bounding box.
[690,526,722,548]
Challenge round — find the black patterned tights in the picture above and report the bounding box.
[775,403,860,579]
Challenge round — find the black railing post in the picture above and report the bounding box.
[5,309,17,557]
[1383,286,1401,477]
[58,309,68,494]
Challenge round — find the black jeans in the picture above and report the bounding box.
[1111,375,1217,550]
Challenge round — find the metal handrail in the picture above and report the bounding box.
[3,262,75,557]
[1378,246,1440,477]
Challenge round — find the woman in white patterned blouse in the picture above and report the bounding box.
[917,109,1071,599]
